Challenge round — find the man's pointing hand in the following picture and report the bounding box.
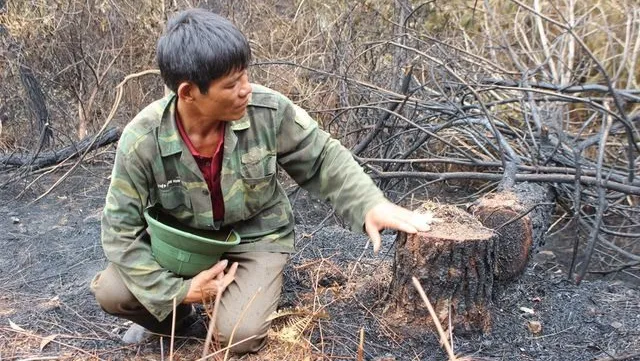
[364,201,442,254]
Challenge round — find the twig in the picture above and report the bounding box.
[594,351,640,361]
[577,111,614,284]
[411,277,457,361]
[194,335,258,361]
[203,290,223,359]
[1,327,104,360]
[170,298,176,361]
[510,0,638,182]
[352,66,413,155]
[357,327,364,361]
[479,78,640,102]
[568,148,584,279]
[357,157,639,186]
[588,261,640,275]
[493,202,555,231]
[223,287,263,361]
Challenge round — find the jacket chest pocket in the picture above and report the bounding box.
[240,153,277,218]
[240,150,276,178]
[156,186,192,212]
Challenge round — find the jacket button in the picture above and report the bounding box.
[202,189,209,196]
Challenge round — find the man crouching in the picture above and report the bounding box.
[91,8,435,355]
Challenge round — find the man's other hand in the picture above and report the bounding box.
[364,201,442,254]
[183,260,238,304]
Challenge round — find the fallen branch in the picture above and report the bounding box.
[0,127,120,171]
[366,169,640,195]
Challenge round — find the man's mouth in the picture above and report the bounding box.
[236,99,249,109]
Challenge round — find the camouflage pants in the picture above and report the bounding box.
[91,251,288,354]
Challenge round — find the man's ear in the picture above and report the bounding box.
[177,82,197,102]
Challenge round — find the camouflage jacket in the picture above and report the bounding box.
[101,84,387,321]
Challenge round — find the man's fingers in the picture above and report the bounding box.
[205,259,228,278]
[423,212,444,224]
[392,219,419,234]
[220,262,238,289]
[227,261,238,277]
[365,222,382,254]
[409,211,443,231]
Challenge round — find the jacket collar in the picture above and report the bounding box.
[158,93,252,157]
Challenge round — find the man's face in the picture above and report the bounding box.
[191,68,252,121]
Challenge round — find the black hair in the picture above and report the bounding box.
[156,9,251,94]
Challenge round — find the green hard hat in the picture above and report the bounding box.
[144,207,240,277]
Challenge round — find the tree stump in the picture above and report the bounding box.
[386,203,496,335]
[469,182,555,282]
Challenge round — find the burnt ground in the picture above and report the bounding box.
[0,163,639,361]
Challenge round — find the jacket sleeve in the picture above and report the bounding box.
[101,136,190,321]
[276,99,388,233]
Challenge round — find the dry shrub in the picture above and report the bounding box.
[2,0,636,153]
[1,0,165,150]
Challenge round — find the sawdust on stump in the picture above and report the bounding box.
[385,202,496,336]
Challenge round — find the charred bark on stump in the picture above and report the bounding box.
[470,182,555,282]
[387,204,496,335]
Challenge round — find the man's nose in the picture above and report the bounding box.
[239,78,252,98]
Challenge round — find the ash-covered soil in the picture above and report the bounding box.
[0,165,638,361]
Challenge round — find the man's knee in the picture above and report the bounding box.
[216,317,270,354]
[90,265,137,316]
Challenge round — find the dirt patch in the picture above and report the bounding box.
[0,165,639,360]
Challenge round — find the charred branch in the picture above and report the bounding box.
[0,127,120,172]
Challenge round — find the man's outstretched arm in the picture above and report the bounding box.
[275,96,439,250]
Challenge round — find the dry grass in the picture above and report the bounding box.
[0,256,396,360]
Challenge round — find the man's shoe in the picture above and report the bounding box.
[121,323,152,344]
[120,306,200,344]
[120,321,196,345]
[176,305,206,338]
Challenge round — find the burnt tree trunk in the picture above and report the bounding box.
[386,204,496,335]
[470,182,555,282]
